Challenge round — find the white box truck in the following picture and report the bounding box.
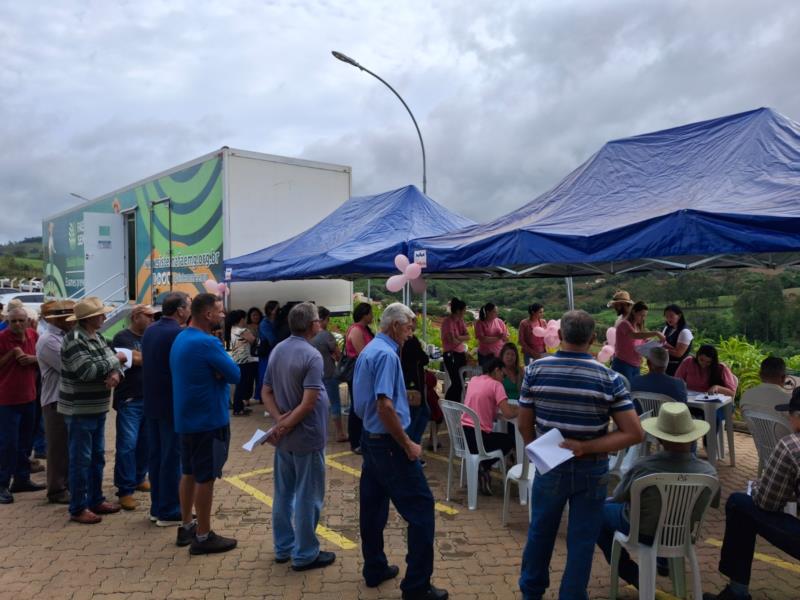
[42,147,353,314]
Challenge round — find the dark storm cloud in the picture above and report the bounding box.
[1,0,798,241]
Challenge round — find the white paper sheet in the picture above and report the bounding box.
[116,348,133,372]
[525,428,574,475]
[242,428,271,452]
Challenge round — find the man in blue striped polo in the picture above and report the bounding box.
[518,310,644,600]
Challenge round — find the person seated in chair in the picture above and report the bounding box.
[461,357,518,496]
[629,346,688,414]
[739,356,790,422]
[596,402,718,587]
[704,389,800,600]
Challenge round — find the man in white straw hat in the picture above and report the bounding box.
[58,296,127,524]
[35,299,76,504]
[596,402,719,586]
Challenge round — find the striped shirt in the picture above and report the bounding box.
[58,324,122,416]
[519,350,633,440]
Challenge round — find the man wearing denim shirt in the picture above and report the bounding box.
[354,303,448,600]
[518,310,644,600]
[262,302,332,571]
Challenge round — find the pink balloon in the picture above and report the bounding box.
[547,319,558,329]
[606,327,617,346]
[410,276,427,294]
[217,282,228,296]
[386,274,406,293]
[597,345,615,363]
[404,263,422,280]
[394,254,410,272]
[532,326,547,337]
[203,279,218,293]
[544,334,560,348]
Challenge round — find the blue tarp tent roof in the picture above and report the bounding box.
[225,185,475,281]
[410,107,800,277]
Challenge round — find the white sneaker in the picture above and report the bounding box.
[156,518,182,527]
[149,515,158,523]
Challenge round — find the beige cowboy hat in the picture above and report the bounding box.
[66,296,114,322]
[641,402,709,443]
[606,290,634,307]
[41,299,77,320]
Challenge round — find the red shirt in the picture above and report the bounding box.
[0,327,39,406]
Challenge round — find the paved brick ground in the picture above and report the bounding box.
[1,406,798,600]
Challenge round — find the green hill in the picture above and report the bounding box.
[0,236,43,278]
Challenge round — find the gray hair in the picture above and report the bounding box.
[288,302,319,335]
[560,310,595,345]
[379,302,415,331]
[7,306,28,320]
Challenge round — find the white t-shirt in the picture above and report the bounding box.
[663,326,693,346]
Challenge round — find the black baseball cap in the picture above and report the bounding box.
[775,387,800,412]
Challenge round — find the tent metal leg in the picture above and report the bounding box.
[565,276,575,310]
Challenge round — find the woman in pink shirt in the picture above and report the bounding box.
[345,302,374,452]
[611,301,665,382]
[461,357,519,495]
[440,297,470,402]
[474,302,509,368]
[518,303,547,365]
[674,344,738,396]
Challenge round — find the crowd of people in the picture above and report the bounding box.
[0,289,798,600]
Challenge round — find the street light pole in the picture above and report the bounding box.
[69,192,92,203]
[331,51,427,194]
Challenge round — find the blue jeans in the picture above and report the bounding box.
[0,402,35,488]
[324,377,342,417]
[406,400,431,445]
[360,433,435,593]
[273,448,326,566]
[32,398,46,456]
[146,418,181,520]
[64,413,107,515]
[719,492,800,585]
[114,398,148,497]
[256,357,268,401]
[611,357,640,384]
[520,458,609,599]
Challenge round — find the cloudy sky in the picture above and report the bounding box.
[1,0,799,242]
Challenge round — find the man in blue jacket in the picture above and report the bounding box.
[142,292,190,527]
[170,293,240,554]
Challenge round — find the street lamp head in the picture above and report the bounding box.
[331,50,361,69]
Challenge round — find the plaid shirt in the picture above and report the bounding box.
[58,324,122,416]
[753,432,800,512]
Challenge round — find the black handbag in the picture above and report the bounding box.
[336,354,356,383]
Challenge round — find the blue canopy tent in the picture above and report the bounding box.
[409,107,800,290]
[225,184,475,281]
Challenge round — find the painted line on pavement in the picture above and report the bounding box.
[325,456,459,515]
[235,467,274,479]
[705,538,800,574]
[223,475,357,550]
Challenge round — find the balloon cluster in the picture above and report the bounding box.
[203,278,229,297]
[597,327,616,363]
[386,254,426,294]
[533,319,561,352]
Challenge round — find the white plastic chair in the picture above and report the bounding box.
[742,408,792,477]
[440,399,507,510]
[632,392,675,418]
[458,366,482,402]
[631,393,674,455]
[609,473,719,600]
[608,411,652,482]
[502,445,534,526]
